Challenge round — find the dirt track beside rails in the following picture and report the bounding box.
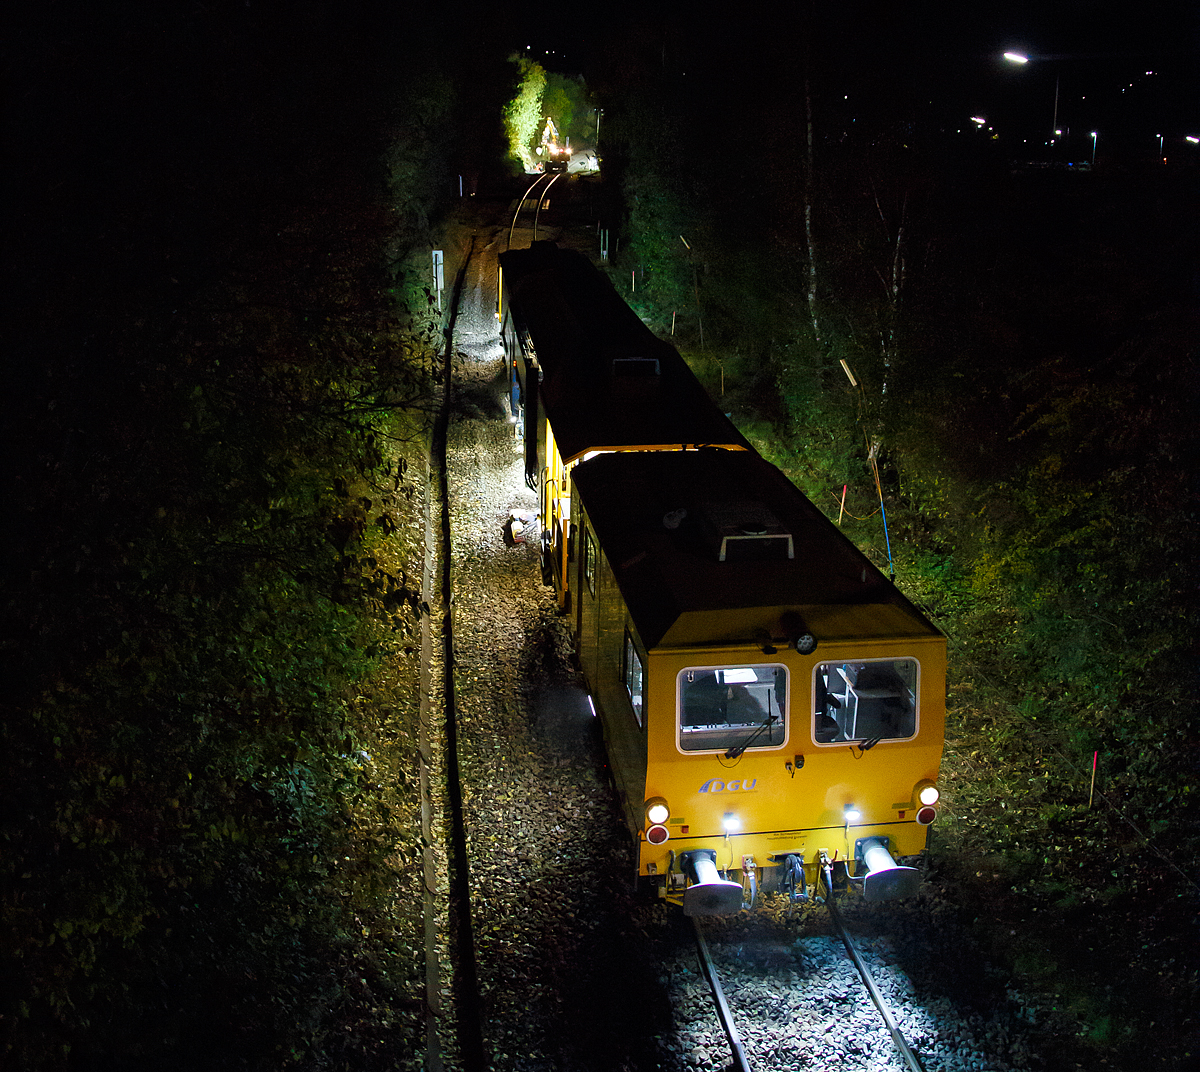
[440,217,670,1069]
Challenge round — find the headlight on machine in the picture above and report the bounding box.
[913,779,939,825]
[644,796,670,827]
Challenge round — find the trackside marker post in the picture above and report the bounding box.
[432,250,444,313]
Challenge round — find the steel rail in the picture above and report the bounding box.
[532,172,563,241]
[820,861,926,1072]
[507,173,554,251]
[692,918,752,1072]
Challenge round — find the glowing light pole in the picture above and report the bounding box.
[1091,130,1098,164]
[1004,50,1061,142]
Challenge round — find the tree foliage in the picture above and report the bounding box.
[3,204,440,1071]
[600,26,1200,1063]
[543,72,596,148]
[502,55,547,172]
[2,5,455,1067]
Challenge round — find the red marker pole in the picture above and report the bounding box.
[838,484,847,525]
[1088,750,1098,809]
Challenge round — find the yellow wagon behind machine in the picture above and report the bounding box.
[498,241,750,606]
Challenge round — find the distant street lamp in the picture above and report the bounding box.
[1003,51,1029,65]
[1091,130,1098,164]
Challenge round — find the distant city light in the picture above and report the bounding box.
[971,116,986,126]
[1003,52,1029,65]
[1187,136,1200,144]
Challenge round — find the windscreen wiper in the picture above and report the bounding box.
[724,713,777,759]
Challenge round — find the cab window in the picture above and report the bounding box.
[624,632,644,727]
[678,665,787,753]
[814,659,918,744]
[583,528,597,595]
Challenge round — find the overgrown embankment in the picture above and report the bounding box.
[2,6,464,1068]
[598,45,1199,1064]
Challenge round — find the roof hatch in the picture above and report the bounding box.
[611,356,661,378]
[700,500,794,562]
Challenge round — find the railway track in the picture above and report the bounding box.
[419,201,1036,1072]
[819,862,926,1072]
[667,889,1033,1072]
[690,882,927,1072]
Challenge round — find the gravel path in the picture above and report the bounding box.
[442,226,665,1071]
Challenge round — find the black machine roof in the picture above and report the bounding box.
[570,449,943,652]
[500,243,750,461]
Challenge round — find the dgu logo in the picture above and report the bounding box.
[699,778,757,794]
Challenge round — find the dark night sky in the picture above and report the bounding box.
[3,0,1197,307]
[5,3,1197,198]
[507,1,1199,148]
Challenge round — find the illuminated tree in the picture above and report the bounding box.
[503,55,546,172]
